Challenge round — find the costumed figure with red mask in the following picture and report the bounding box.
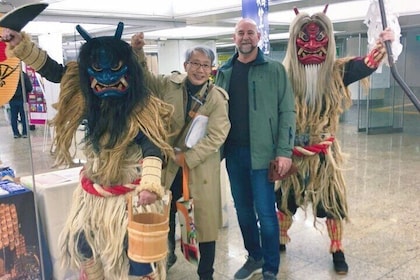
[275,5,395,274]
[2,22,174,280]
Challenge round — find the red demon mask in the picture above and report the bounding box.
[296,21,329,65]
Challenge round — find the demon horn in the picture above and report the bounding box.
[76,25,92,41]
[293,7,299,15]
[114,22,124,39]
[323,4,329,14]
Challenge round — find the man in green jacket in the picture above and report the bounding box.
[215,18,296,280]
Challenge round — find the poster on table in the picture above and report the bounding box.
[0,187,42,279]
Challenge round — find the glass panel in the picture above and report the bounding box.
[365,34,405,134]
[366,65,404,134]
[347,35,406,134]
[400,29,420,136]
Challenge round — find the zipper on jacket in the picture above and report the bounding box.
[252,81,257,110]
[289,126,293,145]
[269,118,275,146]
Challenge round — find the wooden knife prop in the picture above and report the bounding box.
[378,0,420,112]
[0,3,48,31]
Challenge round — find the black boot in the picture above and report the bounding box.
[167,198,177,271]
[279,244,286,252]
[332,250,348,275]
[167,169,183,271]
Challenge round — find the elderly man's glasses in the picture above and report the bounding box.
[187,61,212,71]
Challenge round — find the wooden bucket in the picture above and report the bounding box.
[127,193,170,263]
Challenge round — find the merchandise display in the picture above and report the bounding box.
[25,65,47,126]
[0,183,42,279]
[0,166,15,179]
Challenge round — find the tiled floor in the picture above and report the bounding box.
[0,106,419,280]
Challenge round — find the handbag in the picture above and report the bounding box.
[175,155,199,265]
[268,160,298,182]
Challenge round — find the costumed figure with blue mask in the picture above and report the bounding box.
[2,20,174,280]
[274,4,395,275]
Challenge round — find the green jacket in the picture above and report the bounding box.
[216,49,296,169]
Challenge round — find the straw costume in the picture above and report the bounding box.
[275,5,389,275]
[5,22,173,280]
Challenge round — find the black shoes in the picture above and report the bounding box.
[332,250,348,275]
[13,133,27,138]
[280,243,348,274]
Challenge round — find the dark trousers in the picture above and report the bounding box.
[169,169,215,279]
[197,241,215,280]
[168,169,182,256]
[9,100,27,136]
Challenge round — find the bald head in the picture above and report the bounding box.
[235,18,259,33]
[233,18,261,62]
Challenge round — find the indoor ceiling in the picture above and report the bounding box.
[1,0,420,50]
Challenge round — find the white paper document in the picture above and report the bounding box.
[185,115,209,148]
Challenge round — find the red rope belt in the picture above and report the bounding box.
[292,137,335,157]
[80,170,139,197]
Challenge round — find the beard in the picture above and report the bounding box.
[303,64,322,106]
[85,96,134,151]
[237,43,257,55]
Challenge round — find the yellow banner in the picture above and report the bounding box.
[0,25,21,106]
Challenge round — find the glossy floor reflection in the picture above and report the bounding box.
[0,107,419,280]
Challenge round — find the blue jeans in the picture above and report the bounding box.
[9,100,27,136]
[225,145,279,274]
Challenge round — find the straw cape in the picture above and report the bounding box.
[6,24,174,279]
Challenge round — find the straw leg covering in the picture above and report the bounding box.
[277,210,293,245]
[59,185,130,280]
[80,258,104,280]
[326,218,344,253]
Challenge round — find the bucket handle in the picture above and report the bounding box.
[127,194,134,221]
[127,191,171,219]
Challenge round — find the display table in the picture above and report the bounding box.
[0,186,44,279]
[21,167,82,280]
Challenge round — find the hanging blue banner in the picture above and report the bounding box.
[242,0,270,54]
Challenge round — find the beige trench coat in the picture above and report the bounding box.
[160,73,230,242]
